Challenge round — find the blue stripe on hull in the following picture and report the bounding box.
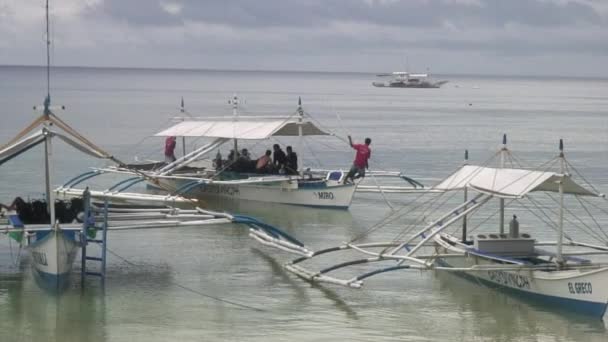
[32,267,72,293]
[437,259,608,318]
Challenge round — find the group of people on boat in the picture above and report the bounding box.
[164,133,371,181]
[214,144,299,175]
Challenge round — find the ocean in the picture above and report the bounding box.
[1,65,608,341]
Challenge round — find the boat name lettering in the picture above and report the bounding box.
[568,282,592,295]
[487,271,530,289]
[32,251,48,266]
[315,192,334,200]
[203,184,240,196]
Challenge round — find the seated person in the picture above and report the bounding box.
[255,150,273,173]
[285,146,298,175]
[272,144,286,173]
[214,151,223,171]
[240,148,251,161]
[227,149,240,161]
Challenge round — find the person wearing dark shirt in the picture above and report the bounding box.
[285,146,298,175]
[272,144,287,173]
[240,148,251,161]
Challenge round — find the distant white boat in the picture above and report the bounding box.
[373,72,448,88]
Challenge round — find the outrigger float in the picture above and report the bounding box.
[250,135,608,318]
[2,189,306,292]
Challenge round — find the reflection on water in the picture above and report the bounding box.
[433,271,607,341]
[0,270,107,342]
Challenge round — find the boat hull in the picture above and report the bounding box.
[372,81,446,88]
[156,178,357,209]
[29,229,80,292]
[434,236,608,317]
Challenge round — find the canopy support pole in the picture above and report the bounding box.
[499,134,506,234]
[44,129,56,227]
[231,94,239,163]
[297,97,303,176]
[462,150,469,243]
[557,139,565,264]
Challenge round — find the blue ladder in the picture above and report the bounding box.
[80,189,108,287]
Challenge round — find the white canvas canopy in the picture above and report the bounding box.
[0,130,46,166]
[433,165,598,198]
[155,119,330,140]
[0,128,110,167]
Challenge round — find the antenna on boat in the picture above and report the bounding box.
[297,97,304,117]
[44,0,51,116]
[228,94,239,161]
[34,0,64,116]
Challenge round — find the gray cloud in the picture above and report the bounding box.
[89,0,607,28]
[1,0,607,76]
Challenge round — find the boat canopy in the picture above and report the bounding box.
[0,130,46,166]
[155,119,330,140]
[0,128,110,167]
[433,165,598,198]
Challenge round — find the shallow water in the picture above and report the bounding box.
[1,66,608,341]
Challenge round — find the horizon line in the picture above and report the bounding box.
[1,63,607,81]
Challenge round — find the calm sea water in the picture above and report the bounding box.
[1,66,608,341]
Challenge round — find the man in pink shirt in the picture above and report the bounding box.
[343,135,371,184]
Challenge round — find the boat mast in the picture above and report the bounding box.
[461,149,468,242]
[180,97,186,157]
[44,0,56,227]
[297,97,304,176]
[499,134,506,234]
[557,139,565,264]
[231,94,239,163]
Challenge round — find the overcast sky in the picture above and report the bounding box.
[1,0,607,77]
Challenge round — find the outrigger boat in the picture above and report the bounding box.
[56,95,427,209]
[250,136,608,318]
[90,96,359,209]
[1,1,302,293]
[373,72,448,88]
[0,0,119,291]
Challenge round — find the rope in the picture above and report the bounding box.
[104,247,265,312]
[575,195,608,241]
[538,192,607,243]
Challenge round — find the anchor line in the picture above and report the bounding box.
[104,247,265,312]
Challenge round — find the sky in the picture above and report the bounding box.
[0,0,607,77]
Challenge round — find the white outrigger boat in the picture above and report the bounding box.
[93,96,361,209]
[1,1,300,293]
[250,136,608,318]
[373,71,448,88]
